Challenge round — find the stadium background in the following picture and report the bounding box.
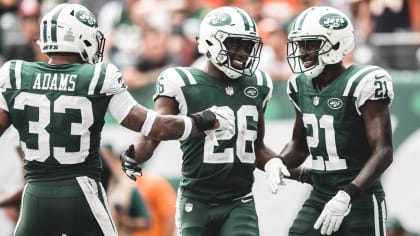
[1,0,420,235]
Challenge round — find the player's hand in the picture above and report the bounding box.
[264,157,290,194]
[209,106,235,132]
[314,190,351,235]
[120,144,142,181]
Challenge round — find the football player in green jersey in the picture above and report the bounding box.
[278,6,394,236]
[0,3,234,236]
[120,6,290,236]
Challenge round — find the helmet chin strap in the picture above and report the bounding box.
[304,59,326,79]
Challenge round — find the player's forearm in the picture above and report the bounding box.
[279,140,310,169]
[351,147,393,193]
[0,108,11,135]
[0,184,24,207]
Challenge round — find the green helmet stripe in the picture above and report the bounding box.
[296,8,312,30]
[50,4,67,42]
[236,8,256,33]
[42,20,47,43]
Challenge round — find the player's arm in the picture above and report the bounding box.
[348,99,393,194]
[279,108,310,168]
[110,91,221,141]
[0,184,24,207]
[254,107,290,194]
[131,96,178,164]
[0,108,11,136]
[255,107,278,170]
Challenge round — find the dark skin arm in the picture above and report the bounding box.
[0,108,11,136]
[120,102,217,141]
[279,108,310,169]
[0,184,24,207]
[132,97,179,163]
[352,99,393,192]
[255,106,280,170]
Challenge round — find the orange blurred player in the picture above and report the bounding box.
[133,170,177,236]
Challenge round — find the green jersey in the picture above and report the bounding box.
[0,60,131,182]
[155,67,273,203]
[287,65,394,200]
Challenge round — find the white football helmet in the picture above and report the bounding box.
[197,6,263,79]
[39,3,105,64]
[287,7,354,79]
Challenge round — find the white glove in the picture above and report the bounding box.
[314,190,352,235]
[209,106,235,132]
[264,158,290,194]
[206,106,235,146]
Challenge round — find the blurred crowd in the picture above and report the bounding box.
[1,0,420,235]
[1,0,420,87]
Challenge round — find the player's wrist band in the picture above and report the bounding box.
[140,109,157,136]
[189,109,216,132]
[179,116,192,141]
[297,167,311,184]
[342,183,361,199]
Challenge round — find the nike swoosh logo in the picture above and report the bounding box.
[241,198,253,203]
[375,74,385,80]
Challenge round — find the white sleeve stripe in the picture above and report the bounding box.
[353,70,381,98]
[287,75,301,112]
[256,70,263,86]
[88,63,102,95]
[179,68,197,85]
[15,60,22,89]
[108,91,137,123]
[288,75,298,94]
[343,66,379,96]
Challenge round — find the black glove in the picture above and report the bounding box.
[189,109,217,132]
[120,144,142,181]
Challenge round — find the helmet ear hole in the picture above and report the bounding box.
[84,40,92,47]
[333,42,340,50]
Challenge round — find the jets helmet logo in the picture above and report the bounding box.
[319,13,348,30]
[75,10,97,27]
[207,12,232,26]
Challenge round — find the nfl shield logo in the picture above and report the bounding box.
[185,202,193,212]
[225,86,234,96]
[313,96,320,106]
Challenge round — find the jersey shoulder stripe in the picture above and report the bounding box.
[0,60,23,90]
[286,74,300,111]
[342,65,380,96]
[175,67,197,85]
[255,69,273,107]
[99,63,127,96]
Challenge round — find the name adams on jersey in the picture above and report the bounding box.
[0,60,127,182]
[32,72,77,91]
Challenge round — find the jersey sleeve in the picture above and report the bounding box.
[0,61,13,111]
[257,70,273,109]
[100,63,128,96]
[286,74,301,112]
[353,68,394,115]
[0,60,12,91]
[153,67,188,115]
